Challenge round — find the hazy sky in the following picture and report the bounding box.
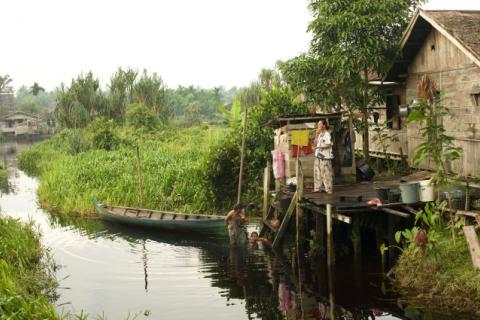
[1,0,478,91]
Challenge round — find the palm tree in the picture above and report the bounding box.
[0,75,12,92]
[30,82,45,96]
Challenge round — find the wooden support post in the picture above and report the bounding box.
[352,214,362,262]
[465,176,470,211]
[263,161,271,220]
[326,203,334,266]
[296,160,304,269]
[387,215,397,264]
[237,104,248,203]
[349,116,356,173]
[377,206,410,219]
[135,145,144,207]
[316,213,326,252]
[463,226,480,269]
[272,191,298,250]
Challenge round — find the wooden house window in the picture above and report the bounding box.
[470,86,480,107]
[473,94,480,107]
[386,95,401,130]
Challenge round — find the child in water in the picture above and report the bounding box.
[225,203,247,246]
[249,231,272,249]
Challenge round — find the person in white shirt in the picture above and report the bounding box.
[314,119,333,194]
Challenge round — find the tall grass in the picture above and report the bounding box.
[19,126,230,216]
[0,215,58,319]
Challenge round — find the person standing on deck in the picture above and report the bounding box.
[225,203,247,246]
[314,119,333,194]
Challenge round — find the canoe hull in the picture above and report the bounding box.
[94,199,228,237]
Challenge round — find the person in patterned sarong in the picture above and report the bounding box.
[314,119,333,194]
[224,203,247,246]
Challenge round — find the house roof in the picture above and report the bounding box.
[269,113,342,128]
[0,111,40,120]
[385,10,480,81]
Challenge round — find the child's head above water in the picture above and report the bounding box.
[250,231,259,240]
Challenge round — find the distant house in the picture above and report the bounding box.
[0,111,40,136]
[359,10,480,177]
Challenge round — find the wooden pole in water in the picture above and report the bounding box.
[263,161,271,220]
[326,203,335,319]
[326,203,333,267]
[136,145,144,207]
[296,160,304,274]
[237,106,248,204]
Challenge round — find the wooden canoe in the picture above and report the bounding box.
[93,199,228,236]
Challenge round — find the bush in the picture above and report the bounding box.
[51,128,92,155]
[126,103,159,132]
[88,117,121,151]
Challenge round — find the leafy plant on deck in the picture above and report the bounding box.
[407,75,462,242]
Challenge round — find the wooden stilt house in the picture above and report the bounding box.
[269,113,356,189]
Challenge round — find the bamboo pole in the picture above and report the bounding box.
[296,161,304,295]
[326,203,333,267]
[326,202,335,318]
[136,145,144,207]
[263,161,271,220]
[237,106,248,203]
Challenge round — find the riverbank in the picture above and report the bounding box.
[394,228,480,316]
[18,125,235,217]
[0,214,58,319]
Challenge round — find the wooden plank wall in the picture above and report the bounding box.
[405,29,480,177]
[360,28,480,177]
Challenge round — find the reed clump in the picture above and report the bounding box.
[0,215,58,319]
[19,125,229,216]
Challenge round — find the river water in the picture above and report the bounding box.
[0,140,462,319]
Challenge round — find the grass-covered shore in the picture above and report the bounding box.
[0,214,58,319]
[391,203,480,316]
[18,125,236,217]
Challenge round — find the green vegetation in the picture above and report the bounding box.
[168,85,237,127]
[0,164,7,187]
[18,65,305,217]
[0,215,58,319]
[54,69,170,129]
[15,85,56,115]
[281,0,425,160]
[389,76,477,312]
[19,125,230,216]
[394,217,480,314]
[407,75,462,186]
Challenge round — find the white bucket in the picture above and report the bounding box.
[419,180,435,202]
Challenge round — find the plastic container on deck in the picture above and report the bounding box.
[400,181,420,204]
[419,180,435,202]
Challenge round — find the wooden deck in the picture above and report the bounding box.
[264,170,433,250]
[304,178,401,208]
[304,170,432,208]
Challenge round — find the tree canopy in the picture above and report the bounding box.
[282,0,425,159]
[29,82,45,96]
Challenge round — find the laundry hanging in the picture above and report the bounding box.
[290,130,310,147]
[271,149,285,179]
[291,145,313,157]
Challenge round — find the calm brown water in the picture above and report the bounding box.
[0,140,465,319]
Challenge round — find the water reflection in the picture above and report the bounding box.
[0,138,468,319]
